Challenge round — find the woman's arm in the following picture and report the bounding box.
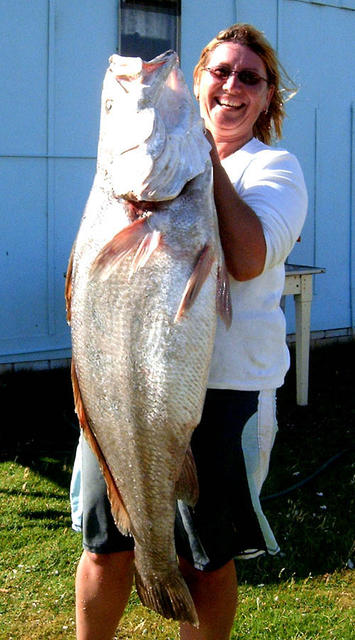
[208,135,267,282]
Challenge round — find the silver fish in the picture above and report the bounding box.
[66,50,231,626]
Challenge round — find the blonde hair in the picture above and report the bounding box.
[194,23,297,145]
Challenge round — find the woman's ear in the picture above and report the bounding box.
[265,84,275,112]
[193,77,200,101]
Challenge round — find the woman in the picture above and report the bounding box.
[73,23,307,640]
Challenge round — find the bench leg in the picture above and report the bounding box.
[294,275,313,406]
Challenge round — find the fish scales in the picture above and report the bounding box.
[66,50,231,627]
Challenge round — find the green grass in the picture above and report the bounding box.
[0,459,80,638]
[0,341,354,638]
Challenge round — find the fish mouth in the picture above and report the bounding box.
[141,50,180,103]
[146,49,178,67]
[110,50,178,85]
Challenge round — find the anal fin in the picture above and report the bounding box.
[175,446,199,507]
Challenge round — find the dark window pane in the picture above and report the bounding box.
[119,0,181,60]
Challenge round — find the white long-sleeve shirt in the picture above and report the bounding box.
[208,137,308,391]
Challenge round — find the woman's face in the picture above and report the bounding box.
[195,41,274,150]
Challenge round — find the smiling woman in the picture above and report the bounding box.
[195,42,274,155]
[193,23,297,147]
[171,23,308,640]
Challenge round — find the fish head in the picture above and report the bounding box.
[97,51,178,176]
[97,50,211,202]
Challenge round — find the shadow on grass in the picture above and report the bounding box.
[1,341,354,584]
[0,487,66,500]
[0,366,78,488]
[18,508,72,530]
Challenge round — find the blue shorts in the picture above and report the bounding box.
[79,389,277,571]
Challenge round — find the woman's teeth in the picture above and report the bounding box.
[217,98,243,109]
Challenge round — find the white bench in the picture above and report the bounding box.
[283,264,326,406]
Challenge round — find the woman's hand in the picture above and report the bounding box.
[204,127,220,167]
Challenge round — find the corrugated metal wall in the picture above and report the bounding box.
[1,0,354,366]
[1,0,118,365]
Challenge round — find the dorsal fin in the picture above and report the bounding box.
[64,243,75,325]
[70,360,131,535]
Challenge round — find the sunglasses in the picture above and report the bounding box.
[203,66,269,86]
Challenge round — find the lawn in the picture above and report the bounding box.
[0,341,354,639]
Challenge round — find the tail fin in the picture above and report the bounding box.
[135,567,199,627]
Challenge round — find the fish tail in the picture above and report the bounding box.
[70,360,132,535]
[174,244,215,322]
[217,261,232,328]
[135,568,199,627]
[90,217,161,279]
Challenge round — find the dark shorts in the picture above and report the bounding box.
[81,389,267,570]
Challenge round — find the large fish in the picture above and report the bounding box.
[65,50,231,626]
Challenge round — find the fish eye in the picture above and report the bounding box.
[105,99,113,113]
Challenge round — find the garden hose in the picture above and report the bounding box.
[261,448,352,502]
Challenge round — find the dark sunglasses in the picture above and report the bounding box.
[203,66,269,86]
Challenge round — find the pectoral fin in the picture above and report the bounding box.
[91,217,161,280]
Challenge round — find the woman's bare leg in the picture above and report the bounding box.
[179,557,238,640]
[75,549,134,640]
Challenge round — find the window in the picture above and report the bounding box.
[119,0,181,61]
